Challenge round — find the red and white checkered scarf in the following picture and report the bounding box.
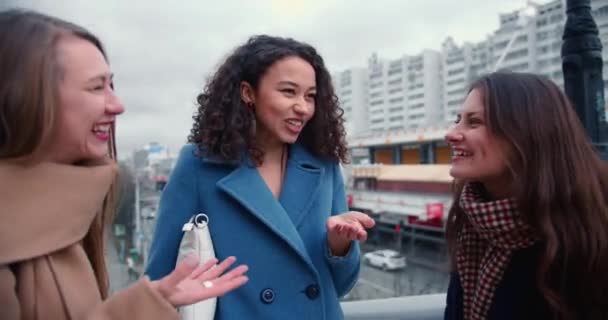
[457,182,537,320]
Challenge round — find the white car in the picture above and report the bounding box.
[362,249,407,271]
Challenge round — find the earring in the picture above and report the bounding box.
[246,101,255,111]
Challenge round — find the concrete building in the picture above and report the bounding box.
[333,67,368,138]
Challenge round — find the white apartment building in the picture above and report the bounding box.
[365,50,442,133]
[339,0,608,136]
[333,68,368,138]
[441,0,608,124]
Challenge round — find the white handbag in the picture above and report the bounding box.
[177,213,216,320]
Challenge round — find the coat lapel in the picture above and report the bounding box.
[279,143,323,228]
[216,158,314,267]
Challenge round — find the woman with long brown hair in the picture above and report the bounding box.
[443,72,608,319]
[0,10,247,319]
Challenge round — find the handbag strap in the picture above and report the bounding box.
[182,213,209,231]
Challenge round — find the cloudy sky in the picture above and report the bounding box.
[11,0,547,158]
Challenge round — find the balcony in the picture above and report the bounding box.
[342,293,446,320]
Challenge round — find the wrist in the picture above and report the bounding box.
[327,234,351,256]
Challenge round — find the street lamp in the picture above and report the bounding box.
[562,0,607,155]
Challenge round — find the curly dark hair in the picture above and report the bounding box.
[188,35,348,165]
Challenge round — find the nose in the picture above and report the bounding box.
[293,98,314,117]
[445,126,464,144]
[106,91,125,116]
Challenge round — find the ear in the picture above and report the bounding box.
[240,81,255,104]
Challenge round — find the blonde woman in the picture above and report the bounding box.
[0,10,248,320]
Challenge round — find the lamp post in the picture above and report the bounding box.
[562,0,607,154]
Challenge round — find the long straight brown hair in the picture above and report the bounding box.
[446,72,608,319]
[0,10,117,298]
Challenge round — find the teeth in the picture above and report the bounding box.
[93,124,110,133]
[453,150,472,157]
[286,119,303,126]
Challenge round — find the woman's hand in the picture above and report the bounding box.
[151,255,248,307]
[326,211,375,256]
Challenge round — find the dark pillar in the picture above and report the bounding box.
[562,0,607,156]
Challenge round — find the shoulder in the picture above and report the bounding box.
[175,144,237,170]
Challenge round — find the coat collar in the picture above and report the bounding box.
[214,143,325,268]
[0,159,117,264]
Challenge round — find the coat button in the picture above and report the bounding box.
[260,288,275,304]
[305,284,320,300]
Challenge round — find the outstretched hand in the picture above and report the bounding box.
[326,211,375,256]
[151,255,248,307]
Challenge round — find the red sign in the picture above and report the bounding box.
[346,194,354,207]
[426,203,444,220]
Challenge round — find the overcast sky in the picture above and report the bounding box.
[10,0,550,158]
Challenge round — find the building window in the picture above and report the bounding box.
[388,68,403,75]
[389,106,404,113]
[448,99,463,106]
[410,103,424,110]
[389,97,404,104]
[369,72,383,79]
[447,78,465,86]
[448,88,465,96]
[370,92,382,98]
[370,100,384,106]
[505,48,528,60]
[448,68,465,76]
[388,87,403,94]
[409,93,424,100]
[388,78,403,85]
[370,82,383,89]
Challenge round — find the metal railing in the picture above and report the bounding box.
[342,293,446,320]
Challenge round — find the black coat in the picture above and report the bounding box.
[444,245,552,320]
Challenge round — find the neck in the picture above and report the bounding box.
[480,179,513,200]
[256,129,285,163]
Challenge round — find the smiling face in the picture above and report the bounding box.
[242,55,316,149]
[45,36,124,164]
[445,89,512,187]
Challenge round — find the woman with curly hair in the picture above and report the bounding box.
[444,72,608,320]
[146,35,375,319]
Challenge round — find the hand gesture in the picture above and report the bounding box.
[151,255,248,307]
[326,211,375,256]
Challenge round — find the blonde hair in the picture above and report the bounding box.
[0,9,117,298]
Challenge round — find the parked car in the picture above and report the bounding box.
[362,249,407,271]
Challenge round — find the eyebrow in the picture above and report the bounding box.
[87,73,114,84]
[278,81,316,91]
[463,111,483,117]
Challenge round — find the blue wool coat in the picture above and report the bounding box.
[146,143,359,320]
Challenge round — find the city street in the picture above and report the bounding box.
[344,243,450,301]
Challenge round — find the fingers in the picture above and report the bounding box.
[327,211,375,241]
[195,256,237,282]
[203,274,249,299]
[158,254,199,296]
[188,258,218,279]
[328,218,368,241]
[347,211,376,228]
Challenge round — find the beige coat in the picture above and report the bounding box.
[0,160,179,320]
